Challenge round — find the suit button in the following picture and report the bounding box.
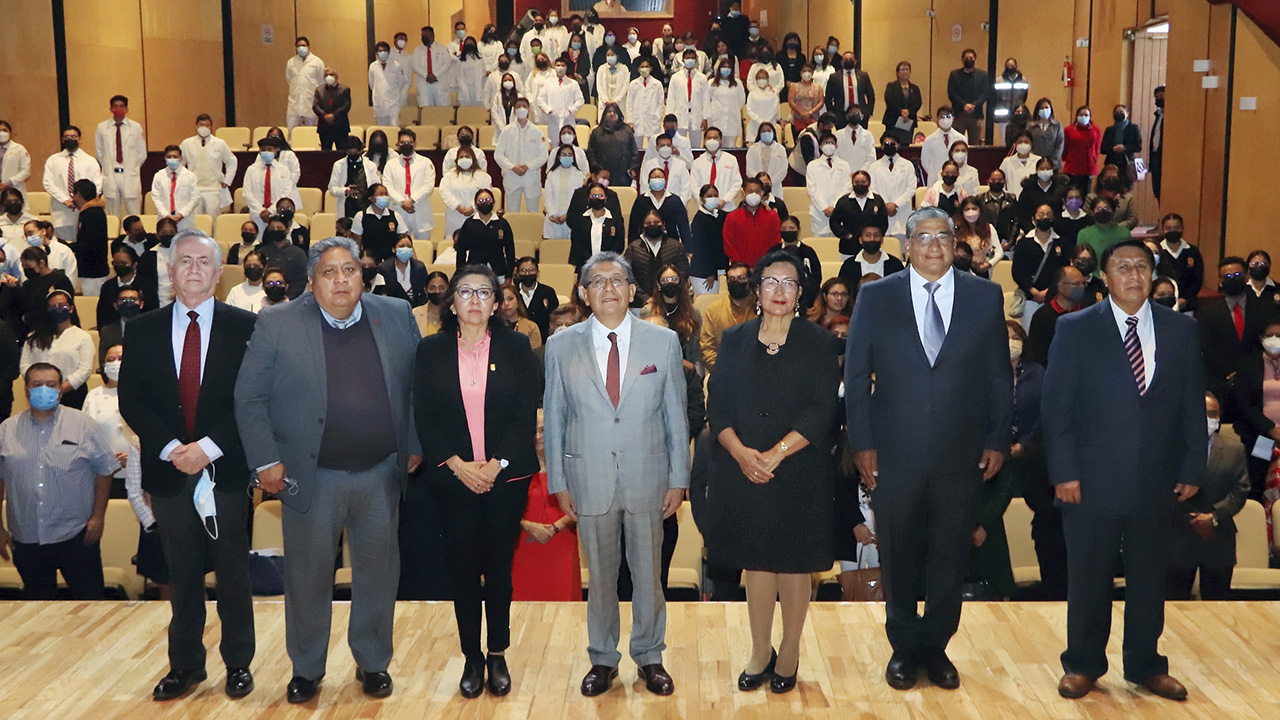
[759,411,769,417]
[318,418,324,425]
[614,418,620,423]
[611,451,617,456]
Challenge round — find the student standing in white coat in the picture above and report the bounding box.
[745,122,788,185]
[625,59,665,144]
[286,38,326,130]
[494,98,549,213]
[381,129,437,240]
[42,125,102,242]
[690,128,742,210]
[437,147,492,238]
[548,126,588,174]
[94,95,146,219]
[392,33,414,109]
[998,131,1041,199]
[454,40,488,107]
[525,55,556,124]
[446,21,467,57]
[0,121,31,209]
[242,139,297,233]
[413,26,458,109]
[639,135,693,204]
[489,72,522,133]
[642,115,693,168]
[538,59,585,142]
[179,114,237,218]
[370,41,411,126]
[920,106,961,185]
[543,147,586,240]
[948,140,981,196]
[834,109,877,173]
[479,25,504,73]
[596,49,631,119]
[865,135,918,238]
[443,127,490,174]
[745,70,781,142]
[150,146,199,233]
[805,136,853,237]
[704,60,746,148]
[667,51,710,147]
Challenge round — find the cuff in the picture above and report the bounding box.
[159,439,181,462]
[256,461,281,473]
[196,437,223,463]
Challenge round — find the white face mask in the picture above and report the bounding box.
[938,117,954,131]
[0,130,9,144]
[502,81,515,91]
[821,143,836,157]
[561,133,575,144]
[639,66,651,78]
[395,38,406,49]
[1207,417,1220,436]
[1016,142,1031,156]
[963,209,981,223]
[457,157,473,170]
[196,126,211,138]
[744,192,762,207]
[628,34,638,43]
[1077,115,1091,126]
[377,50,389,62]
[515,107,529,119]
[704,138,721,153]
[1263,336,1280,355]
[1009,339,1023,361]
[192,467,219,540]
[757,78,769,89]
[1038,107,1052,119]
[684,58,697,69]
[704,197,722,210]
[801,71,812,82]
[952,151,967,165]
[324,75,337,86]
[657,145,672,159]
[555,65,566,77]
[103,360,121,382]
[1037,169,1054,182]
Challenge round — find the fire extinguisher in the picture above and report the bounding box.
[1062,57,1075,88]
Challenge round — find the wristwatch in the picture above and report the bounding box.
[1210,513,1219,527]
[778,440,790,455]
[497,458,510,469]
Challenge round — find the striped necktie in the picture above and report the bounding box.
[1124,316,1146,395]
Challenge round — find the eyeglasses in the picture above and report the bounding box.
[586,275,631,290]
[908,232,956,248]
[264,282,286,289]
[455,287,495,300]
[658,278,682,286]
[825,290,849,298]
[319,265,361,279]
[760,277,800,293]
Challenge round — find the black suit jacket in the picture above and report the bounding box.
[1198,294,1277,384]
[568,211,626,269]
[520,282,559,341]
[378,257,429,307]
[829,193,889,256]
[845,269,1013,474]
[1043,301,1205,515]
[567,184,623,225]
[881,81,922,129]
[96,276,159,329]
[118,301,258,496]
[824,69,875,127]
[412,326,543,482]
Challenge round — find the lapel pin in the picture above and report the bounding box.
[490,364,496,371]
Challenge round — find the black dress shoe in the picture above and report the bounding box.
[459,658,486,698]
[637,663,675,696]
[152,668,207,701]
[580,665,619,697]
[355,668,393,698]
[923,649,960,690]
[737,649,777,691]
[287,675,322,704]
[885,651,918,690]
[224,667,254,698]
[487,655,512,696]
[769,670,797,694]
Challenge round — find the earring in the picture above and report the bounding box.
[755,300,762,316]
[794,301,801,317]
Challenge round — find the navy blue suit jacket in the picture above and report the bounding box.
[1042,300,1205,515]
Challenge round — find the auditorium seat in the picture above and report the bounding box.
[1002,497,1041,587]
[101,499,146,599]
[867,120,886,141]
[782,187,808,215]
[251,126,276,146]
[778,104,793,123]
[780,123,794,148]
[991,261,1016,294]
[365,125,403,146]
[513,239,536,260]
[807,237,840,263]
[89,330,99,364]
[434,239,453,256]
[413,240,434,262]
[74,296,97,330]
[574,125,591,147]
[348,125,365,142]
[693,292,720,315]
[216,262,245,301]
[440,125,465,150]
[215,213,250,247]
[538,238,570,265]
[432,213,448,240]
[539,263,576,297]
[915,121,937,143]
[418,106,457,127]
[478,125,497,150]
[232,187,244,212]
[251,500,284,552]
[914,187,927,209]
[137,215,214,235]
[26,191,51,215]
[409,125,441,150]
[669,501,704,597]
[505,212,544,242]
[106,215,120,238]
[614,186,637,218]
[215,126,252,150]
[820,261,841,283]
[290,126,321,151]
[455,106,489,127]
[576,104,597,125]
[309,212,337,238]
[1230,499,1280,594]
[883,235,903,259]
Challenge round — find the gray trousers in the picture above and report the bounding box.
[281,454,400,680]
[578,499,667,668]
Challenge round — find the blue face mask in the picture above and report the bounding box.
[377,50,389,62]
[165,157,181,170]
[559,155,574,168]
[506,47,517,56]
[259,151,274,164]
[719,67,732,78]
[395,247,414,262]
[571,41,581,50]
[374,195,390,209]
[26,234,42,246]
[28,385,59,411]
[759,131,774,144]
[649,178,666,192]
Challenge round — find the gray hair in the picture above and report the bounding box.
[171,229,223,265]
[904,206,956,239]
[580,251,635,285]
[307,236,362,279]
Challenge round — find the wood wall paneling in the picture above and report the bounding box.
[807,0,854,75]
[62,0,148,159]
[1158,0,1212,250]
[862,0,933,115]
[0,0,60,188]
[296,0,369,127]
[1086,0,1142,113]
[231,0,297,132]
[1223,12,1275,260]
[998,0,1077,133]
[141,0,226,150]
[1195,1,1233,262]
[927,0,989,127]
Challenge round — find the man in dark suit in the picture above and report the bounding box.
[117,230,258,701]
[1167,392,1250,601]
[825,52,875,129]
[1198,256,1277,421]
[1043,239,1204,702]
[846,206,1012,691]
[97,286,144,366]
[1149,86,1164,201]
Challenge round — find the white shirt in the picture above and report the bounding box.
[908,265,955,337]
[642,132,693,168]
[597,64,632,110]
[626,75,665,138]
[19,325,94,390]
[242,162,297,217]
[854,251,886,277]
[1161,239,1188,258]
[585,208,612,256]
[867,154,918,235]
[589,310,633,384]
[690,151,743,209]
[999,153,1041,198]
[1108,297,1156,388]
[160,296,223,462]
[150,165,200,218]
[42,149,102,208]
[81,386,129,476]
[834,125,877,173]
[494,121,550,174]
[921,128,960,185]
[640,156,692,203]
[224,281,266,313]
[285,52,327,118]
[745,141,789,190]
[179,134,238,192]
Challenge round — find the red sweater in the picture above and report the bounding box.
[1061,122,1102,177]
[722,205,781,267]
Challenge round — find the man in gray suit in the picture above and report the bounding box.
[544,251,690,697]
[234,236,422,704]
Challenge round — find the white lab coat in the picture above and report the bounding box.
[998,153,1042,199]
[704,81,746,142]
[381,153,437,238]
[42,149,102,239]
[745,86,781,141]
[542,166,585,239]
[745,140,788,187]
[666,69,710,139]
[437,168,492,237]
[0,141,32,208]
[327,155,382,218]
[746,62,785,94]
[524,70,556,123]
[583,24,605,57]
[39,239,81,294]
[805,156,853,236]
[369,58,411,126]
[479,40,504,73]
[640,156,693,204]
[489,93,519,134]
[625,75,665,140]
[596,64,631,114]
[537,76,585,141]
[179,134,237,214]
[690,151,743,210]
[642,132,693,168]
[484,67,524,104]
[412,43,458,107]
[866,154,919,237]
[545,25,571,57]
[149,166,200,231]
[94,117,146,215]
[455,57,489,106]
[442,146,490,174]
[391,47,414,105]
[954,162,981,197]
[494,121,549,212]
[247,150,302,207]
[285,52,326,128]
[921,128,963,185]
[834,124,877,173]
[242,162,297,231]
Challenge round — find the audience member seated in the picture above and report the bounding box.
[224,250,267,313]
[256,215,308,300]
[499,281,542,349]
[412,271,451,337]
[1025,266,1087,366]
[20,289,94,409]
[1084,163,1138,231]
[97,286,143,365]
[1230,319,1280,500]
[379,236,429,307]
[512,257,558,341]
[641,265,701,370]
[624,209,688,309]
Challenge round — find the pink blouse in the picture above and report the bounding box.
[458,332,491,462]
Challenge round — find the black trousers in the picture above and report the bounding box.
[1017,460,1068,601]
[12,527,104,600]
[1149,151,1162,200]
[1061,497,1173,681]
[1166,564,1233,601]
[150,478,255,673]
[875,466,983,653]
[439,476,530,662]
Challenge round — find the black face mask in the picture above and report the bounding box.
[848,113,862,125]
[458,134,473,146]
[61,139,79,152]
[244,266,264,282]
[278,210,295,225]
[642,226,664,240]
[587,197,606,210]
[1074,259,1096,275]
[727,281,750,300]
[117,300,141,319]
[1034,218,1054,231]
[48,306,72,324]
[988,182,1004,193]
[361,266,379,283]
[476,201,494,214]
[264,229,287,244]
[264,284,287,302]
[241,231,257,245]
[862,240,882,254]
[1249,265,1270,281]
[1152,295,1177,308]
[1155,97,1165,109]
[23,267,38,280]
[1012,112,1028,123]
[659,284,681,299]
[758,52,773,64]
[1094,210,1114,224]
[398,145,415,156]
[842,60,856,70]
[112,263,134,277]
[1164,230,1183,243]
[1113,111,1127,123]
[962,58,975,69]
[852,184,869,196]
[1221,276,1247,296]
[781,230,799,244]
[368,143,388,157]
[3,202,21,214]
[515,275,535,288]
[882,144,898,157]
[953,257,973,272]
[942,175,958,186]
[158,234,174,247]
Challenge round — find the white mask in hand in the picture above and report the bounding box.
[192,467,219,540]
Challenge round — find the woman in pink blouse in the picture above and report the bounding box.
[413,265,543,699]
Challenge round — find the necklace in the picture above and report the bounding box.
[765,342,782,355]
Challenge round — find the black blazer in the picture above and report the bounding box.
[96,276,159,329]
[378,257,429,307]
[1169,431,1251,566]
[1231,353,1278,450]
[1100,122,1142,169]
[824,69,875,127]
[74,204,110,278]
[312,85,352,134]
[1042,301,1205,515]
[829,193,889,256]
[881,81,923,131]
[568,211,626,270]
[838,253,905,300]
[519,282,559,341]
[845,270,1013,473]
[412,326,543,482]
[1198,294,1277,383]
[567,184,623,226]
[117,301,258,496]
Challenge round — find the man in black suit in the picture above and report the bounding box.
[513,256,559,340]
[97,286,144,366]
[1043,240,1204,702]
[846,206,1012,691]
[825,52,875,129]
[118,230,259,702]
[1149,86,1164,201]
[1198,256,1277,421]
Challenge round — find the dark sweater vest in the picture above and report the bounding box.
[316,315,397,471]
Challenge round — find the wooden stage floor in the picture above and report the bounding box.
[1,600,1278,719]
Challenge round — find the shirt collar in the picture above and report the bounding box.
[590,309,632,343]
[174,295,215,320]
[583,208,613,219]
[907,265,955,292]
[1108,296,1152,329]
[321,300,364,329]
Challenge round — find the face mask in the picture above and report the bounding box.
[744,192,762,207]
[1013,112,1028,122]
[657,145,673,159]
[457,156,475,170]
[1164,230,1183,244]
[62,139,79,152]
[377,50,389,62]
[515,107,529,120]
[882,143,898,157]
[1249,265,1270,281]
[502,81,515,91]
[705,139,721,153]
[1065,287,1087,304]
[815,54,825,64]
[962,58,975,69]
[639,67,654,79]
[1034,218,1054,231]
[277,209,295,226]
[781,230,799,244]
[649,178,666,192]
[243,266,264,282]
[296,46,309,58]
[1077,115,1090,126]
[1263,336,1280,355]
[862,240,882,254]
[476,200,494,214]
[361,266,378,283]
[559,131,576,145]
[555,65,567,77]
[264,284,287,302]
[1221,276,1247,296]
[518,274,537,287]
[28,385,60,412]
[102,360,122,382]
[196,126,211,139]
[643,226,663,240]
[1065,197,1084,213]
[112,262,134,277]
[165,157,181,170]
[48,306,72,324]
[396,38,406,49]
[988,181,1004,193]
[952,151,967,165]
[1009,339,1023,361]
[1032,108,1050,121]
[587,197,606,210]
[117,299,141,318]
[1074,259,1096,275]
[821,144,836,157]
[853,184,869,196]
[457,28,468,39]
[628,34,638,43]
[937,117,953,131]
[757,130,776,145]
[1094,209,1113,224]
[324,75,337,86]
[535,58,548,70]
[264,229,287,244]
[719,67,732,78]
[374,195,391,209]
[941,175,958,186]
[749,28,759,38]
[25,233,42,247]
[23,267,38,279]
[1113,111,1127,123]
[606,35,617,46]
[727,281,750,300]
[755,78,770,89]
[704,197,722,210]
[848,113,862,125]
[1152,295,1176,308]
[800,71,813,82]
[558,155,574,169]
[3,201,22,214]
[597,178,610,188]
[1015,142,1032,156]
[684,58,696,69]
[953,257,973,272]
[843,60,856,70]
[1035,169,1054,183]
[963,209,981,223]
[395,247,414,262]
[506,47,517,56]
[259,151,274,164]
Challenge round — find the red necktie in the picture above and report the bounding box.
[404,157,412,195]
[427,47,433,74]
[709,155,717,186]
[687,73,693,102]
[179,310,201,438]
[663,160,669,181]
[263,169,272,208]
[115,122,124,164]
[67,153,75,195]
[889,159,894,172]
[846,72,854,107]
[169,171,178,214]
[1233,303,1244,341]
[606,331,620,408]
[942,132,950,148]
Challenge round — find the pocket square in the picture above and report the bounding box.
[640,364,658,375]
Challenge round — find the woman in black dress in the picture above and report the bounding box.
[706,249,842,694]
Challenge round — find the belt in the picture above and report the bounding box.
[113,168,126,173]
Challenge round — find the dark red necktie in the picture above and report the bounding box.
[264,169,272,208]
[115,123,124,164]
[709,156,717,186]
[606,332,620,408]
[179,310,201,438]
[1233,303,1244,341]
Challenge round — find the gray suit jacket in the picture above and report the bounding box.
[1169,431,1251,567]
[543,316,690,517]
[233,293,422,513]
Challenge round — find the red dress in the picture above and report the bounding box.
[511,471,582,601]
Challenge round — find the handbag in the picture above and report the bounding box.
[840,545,884,602]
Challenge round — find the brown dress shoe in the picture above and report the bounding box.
[637,664,675,696]
[1057,672,1094,699]
[1137,673,1187,701]
[580,665,619,697]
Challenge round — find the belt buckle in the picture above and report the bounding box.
[113,168,125,173]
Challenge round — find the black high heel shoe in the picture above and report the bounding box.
[769,670,798,694]
[737,648,777,691]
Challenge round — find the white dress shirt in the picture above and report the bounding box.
[161,296,222,462]
[81,385,129,477]
[854,251,886,278]
[805,156,853,236]
[585,209,612,256]
[589,310,633,384]
[745,139,788,186]
[0,140,32,203]
[865,155,917,236]
[150,166,200,224]
[1108,297,1156,388]
[908,265,956,337]
[224,281,266,313]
